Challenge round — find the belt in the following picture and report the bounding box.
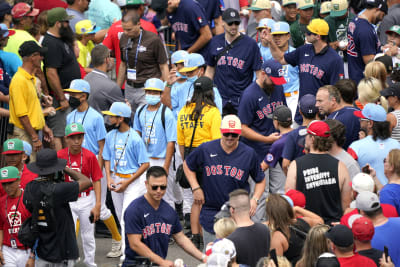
[114,172,133,178]
[150,157,162,160]
[79,190,91,198]
[284,91,299,97]
[126,80,145,88]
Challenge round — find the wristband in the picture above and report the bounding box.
[201,253,206,260]
[192,186,201,192]
[166,83,172,88]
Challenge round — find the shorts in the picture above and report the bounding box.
[46,97,69,137]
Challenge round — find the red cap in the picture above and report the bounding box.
[307,120,330,137]
[351,216,374,241]
[286,189,306,208]
[11,3,39,19]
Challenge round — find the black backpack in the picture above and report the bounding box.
[137,104,168,130]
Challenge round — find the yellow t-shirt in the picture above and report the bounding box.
[177,103,222,147]
[4,29,38,60]
[77,40,95,68]
[9,67,45,130]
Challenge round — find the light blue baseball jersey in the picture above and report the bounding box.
[282,46,300,94]
[133,104,177,158]
[67,107,107,155]
[258,43,272,62]
[102,128,149,174]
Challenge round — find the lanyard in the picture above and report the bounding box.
[73,108,89,125]
[125,30,143,69]
[68,149,83,172]
[5,191,22,234]
[113,130,131,172]
[144,105,160,144]
[186,84,194,101]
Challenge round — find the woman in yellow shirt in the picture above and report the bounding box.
[177,76,221,249]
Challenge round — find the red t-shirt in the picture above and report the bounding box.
[103,19,157,77]
[0,192,31,249]
[341,204,398,228]
[338,253,376,267]
[57,147,102,195]
[20,164,38,189]
[34,0,67,14]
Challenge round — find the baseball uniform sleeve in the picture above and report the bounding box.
[284,47,301,67]
[102,133,113,161]
[327,56,344,86]
[185,144,204,171]
[134,137,150,165]
[165,108,177,142]
[238,93,256,126]
[249,149,265,183]
[189,3,208,31]
[133,106,144,134]
[358,30,379,56]
[264,145,279,168]
[89,152,103,182]
[94,115,107,142]
[124,204,144,235]
[250,41,263,71]
[282,132,296,161]
[206,37,218,67]
[171,210,183,234]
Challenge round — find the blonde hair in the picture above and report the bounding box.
[357,77,388,111]
[257,256,292,267]
[388,149,400,177]
[296,225,330,267]
[365,61,388,89]
[213,217,237,239]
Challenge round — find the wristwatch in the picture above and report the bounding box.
[252,197,260,205]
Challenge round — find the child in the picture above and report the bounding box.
[75,19,100,72]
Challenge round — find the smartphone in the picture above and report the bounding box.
[362,165,370,174]
[270,249,279,267]
[89,213,94,224]
[384,246,389,261]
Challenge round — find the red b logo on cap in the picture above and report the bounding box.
[228,120,235,128]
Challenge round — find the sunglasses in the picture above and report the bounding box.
[150,185,167,191]
[227,21,240,26]
[223,132,239,138]
[305,30,315,36]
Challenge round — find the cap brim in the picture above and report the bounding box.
[179,66,198,73]
[27,158,67,175]
[270,76,287,85]
[386,29,400,35]
[144,87,163,92]
[353,110,365,119]
[174,59,184,64]
[0,178,19,183]
[221,128,242,134]
[86,27,101,34]
[381,88,394,97]
[248,6,268,10]
[283,2,297,6]
[223,18,241,24]
[102,111,117,116]
[271,31,289,35]
[27,8,39,17]
[256,26,270,30]
[66,131,85,137]
[7,29,15,36]
[299,4,314,9]
[64,88,84,93]
[330,9,347,17]
[2,150,23,154]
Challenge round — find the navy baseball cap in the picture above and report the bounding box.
[222,8,241,24]
[0,2,11,17]
[262,59,286,85]
[325,225,354,247]
[381,83,400,98]
[299,94,318,115]
[365,0,388,14]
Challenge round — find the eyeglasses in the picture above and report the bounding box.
[227,21,240,26]
[150,184,167,191]
[223,132,239,138]
[305,30,315,36]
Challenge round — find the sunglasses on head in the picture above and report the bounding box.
[151,185,167,191]
[223,132,239,138]
[228,21,240,26]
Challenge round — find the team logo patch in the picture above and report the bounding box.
[266,153,274,162]
[197,17,203,23]
[228,120,235,128]
[393,25,400,31]
[274,24,280,31]
[278,68,284,77]
[7,141,14,150]
[71,124,78,131]
[230,12,235,17]
[333,3,339,10]
[348,22,355,34]
[265,67,271,74]
[1,169,7,178]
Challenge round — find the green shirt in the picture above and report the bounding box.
[280,14,299,26]
[290,20,309,48]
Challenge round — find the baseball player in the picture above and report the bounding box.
[257,18,275,62]
[133,78,179,209]
[64,79,123,258]
[205,8,262,112]
[102,102,149,261]
[164,50,188,110]
[57,123,102,267]
[0,166,32,267]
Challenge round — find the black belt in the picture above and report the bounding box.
[126,80,145,88]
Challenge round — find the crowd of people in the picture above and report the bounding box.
[1,0,400,266]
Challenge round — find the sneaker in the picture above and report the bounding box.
[107,239,122,258]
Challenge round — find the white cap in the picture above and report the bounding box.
[351,173,375,193]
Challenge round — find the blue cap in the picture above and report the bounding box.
[171,50,189,64]
[354,103,387,122]
[0,23,15,38]
[262,59,286,85]
[256,18,275,30]
[299,94,318,115]
[179,53,205,73]
[22,141,32,156]
[271,21,290,35]
[64,79,91,94]
[144,78,164,92]
[102,102,131,118]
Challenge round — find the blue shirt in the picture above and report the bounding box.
[124,196,182,261]
[281,46,300,94]
[371,218,400,266]
[380,184,400,216]
[197,0,221,28]
[207,33,262,109]
[238,81,286,162]
[67,107,107,155]
[348,136,400,185]
[263,132,291,168]
[102,128,149,174]
[347,17,380,84]
[0,50,21,77]
[282,126,307,161]
[327,106,360,150]
[167,0,209,57]
[133,104,177,158]
[185,139,264,233]
[0,58,11,96]
[258,43,272,62]
[86,0,121,30]
[171,80,223,118]
[66,8,87,33]
[284,44,344,123]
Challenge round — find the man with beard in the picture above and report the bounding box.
[237,59,286,221]
[347,0,387,84]
[42,7,81,151]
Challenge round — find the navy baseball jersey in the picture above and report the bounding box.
[207,33,262,109]
[185,139,264,233]
[198,0,222,28]
[238,81,286,162]
[124,196,182,261]
[282,126,307,161]
[167,0,209,57]
[327,106,360,150]
[263,132,291,168]
[284,44,344,123]
[347,17,380,84]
